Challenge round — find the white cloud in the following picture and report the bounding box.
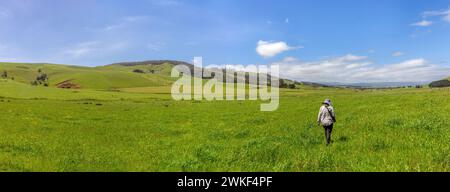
[422,7,450,22]
[337,54,367,62]
[273,55,450,83]
[256,40,299,58]
[392,51,404,57]
[282,57,298,62]
[411,20,433,27]
[285,18,289,23]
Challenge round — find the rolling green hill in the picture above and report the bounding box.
[0,61,178,90]
[0,60,302,91]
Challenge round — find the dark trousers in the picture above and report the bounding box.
[323,124,333,145]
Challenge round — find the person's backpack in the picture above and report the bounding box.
[326,107,336,123]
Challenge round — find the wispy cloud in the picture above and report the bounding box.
[273,55,449,83]
[63,41,129,58]
[63,41,100,58]
[0,42,27,62]
[411,6,450,28]
[411,20,433,27]
[256,40,301,58]
[392,51,404,57]
[423,7,450,22]
[101,16,149,31]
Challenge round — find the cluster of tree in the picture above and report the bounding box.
[279,79,297,89]
[133,69,157,74]
[31,69,49,86]
[132,69,145,73]
[429,79,450,88]
[406,85,423,88]
[1,70,14,80]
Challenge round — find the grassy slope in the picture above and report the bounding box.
[0,62,175,90]
[0,79,171,100]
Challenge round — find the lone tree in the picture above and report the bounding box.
[1,71,7,78]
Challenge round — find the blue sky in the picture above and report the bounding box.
[0,0,449,82]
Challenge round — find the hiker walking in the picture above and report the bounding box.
[317,99,336,145]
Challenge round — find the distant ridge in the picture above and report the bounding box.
[0,60,330,89]
[321,81,429,88]
[110,60,193,67]
[429,77,450,88]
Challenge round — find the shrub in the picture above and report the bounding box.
[133,69,145,73]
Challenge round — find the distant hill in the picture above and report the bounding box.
[0,60,330,90]
[429,77,450,88]
[322,81,429,88]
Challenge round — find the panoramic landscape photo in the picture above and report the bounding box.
[0,0,449,172]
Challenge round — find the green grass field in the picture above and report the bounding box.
[0,62,449,172]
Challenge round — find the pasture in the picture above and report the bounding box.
[0,80,448,171]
